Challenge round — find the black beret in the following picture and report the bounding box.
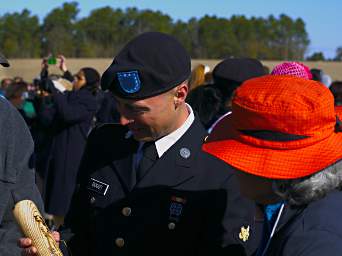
[101,32,191,99]
[212,58,265,84]
[0,52,9,67]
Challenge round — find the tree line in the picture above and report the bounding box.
[0,1,336,60]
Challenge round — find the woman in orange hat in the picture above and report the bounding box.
[203,75,342,256]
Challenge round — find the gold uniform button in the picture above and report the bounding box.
[168,222,176,230]
[90,197,96,204]
[122,207,132,216]
[115,238,125,248]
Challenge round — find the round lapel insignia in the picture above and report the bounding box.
[179,147,191,159]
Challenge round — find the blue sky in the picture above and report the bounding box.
[1,0,341,58]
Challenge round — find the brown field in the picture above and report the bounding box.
[1,59,342,82]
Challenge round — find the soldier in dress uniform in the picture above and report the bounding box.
[20,32,259,256]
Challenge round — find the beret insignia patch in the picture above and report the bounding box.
[117,71,141,94]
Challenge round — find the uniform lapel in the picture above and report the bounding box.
[111,132,139,192]
[137,117,207,188]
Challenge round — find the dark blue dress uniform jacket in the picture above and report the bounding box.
[64,117,259,256]
[42,86,97,216]
[260,190,342,256]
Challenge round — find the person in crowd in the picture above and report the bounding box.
[0,52,44,255]
[186,85,226,130]
[20,32,259,256]
[203,75,342,256]
[262,65,270,74]
[57,54,119,124]
[13,76,24,83]
[189,63,211,90]
[210,58,266,110]
[330,81,342,117]
[330,81,342,106]
[310,68,323,82]
[310,68,332,87]
[0,77,13,96]
[188,58,265,132]
[271,61,312,79]
[38,57,100,227]
[5,81,37,127]
[5,81,27,107]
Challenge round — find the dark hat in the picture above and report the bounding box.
[212,58,265,84]
[101,32,191,99]
[0,52,10,67]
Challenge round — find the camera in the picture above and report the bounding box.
[47,56,57,65]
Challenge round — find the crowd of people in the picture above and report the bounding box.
[0,32,341,256]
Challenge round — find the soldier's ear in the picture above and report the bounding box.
[174,82,188,103]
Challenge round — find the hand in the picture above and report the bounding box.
[41,58,48,70]
[57,55,67,72]
[18,231,60,256]
[36,89,51,97]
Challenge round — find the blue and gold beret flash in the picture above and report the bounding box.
[101,32,191,99]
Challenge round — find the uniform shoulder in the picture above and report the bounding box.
[79,124,134,176]
[198,146,235,180]
[87,123,128,145]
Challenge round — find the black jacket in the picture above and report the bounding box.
[42,86,98,216]
[63,117,259,256]
[260,190,342,256]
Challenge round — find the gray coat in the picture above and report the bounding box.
[0,97,43,255]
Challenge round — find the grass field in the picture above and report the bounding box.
[1,59,342,82]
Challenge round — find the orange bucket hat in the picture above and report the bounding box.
[203,75,342,179]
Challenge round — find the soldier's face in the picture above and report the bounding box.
[115,85,188,141]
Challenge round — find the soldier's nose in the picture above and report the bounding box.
[120,115,134,126]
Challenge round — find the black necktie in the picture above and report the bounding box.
[136,141,158,181]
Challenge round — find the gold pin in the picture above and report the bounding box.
[239,226,250,242]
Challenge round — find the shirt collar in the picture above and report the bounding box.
[154,103,194,158]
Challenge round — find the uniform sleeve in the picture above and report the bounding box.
[0,99,43,255]
[214,174,259,256]
[52,88,97,124]
[282,230,342,256]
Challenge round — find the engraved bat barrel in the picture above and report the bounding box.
[13,200,63,256]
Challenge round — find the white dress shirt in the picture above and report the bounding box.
[134,103,195,169]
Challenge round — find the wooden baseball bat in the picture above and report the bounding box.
[13,200,63,256]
